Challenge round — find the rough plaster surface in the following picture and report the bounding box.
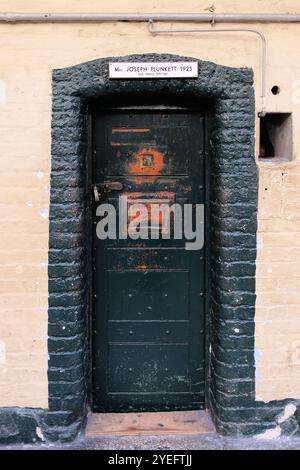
[1,0,300,409]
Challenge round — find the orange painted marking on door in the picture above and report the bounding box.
[128,148,164,176]
[122,191,175,237]
[136,264,148,271]
[112,128,151,133]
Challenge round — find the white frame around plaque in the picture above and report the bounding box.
[109,61,199,79]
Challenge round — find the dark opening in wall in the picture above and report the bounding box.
[271,85,281,95]
[259,112,293,161]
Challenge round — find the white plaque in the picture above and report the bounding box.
[109,61,198,79]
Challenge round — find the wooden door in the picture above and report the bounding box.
[92,110,206,412]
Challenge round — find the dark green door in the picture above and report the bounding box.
[92,110,206,412]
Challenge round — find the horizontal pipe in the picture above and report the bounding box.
[1,12,300,23]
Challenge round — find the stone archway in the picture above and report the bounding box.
[47,53,258,440]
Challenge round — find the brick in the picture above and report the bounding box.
[48,350,86,369]
[48,334,86,354]
[48,305,86,323]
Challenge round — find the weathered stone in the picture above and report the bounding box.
[0,409,45,444]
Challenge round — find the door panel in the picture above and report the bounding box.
[92,111,206,412]
[108,344,191,393]
[108,270,190,321]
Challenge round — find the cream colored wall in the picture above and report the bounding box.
[0,0,300,407]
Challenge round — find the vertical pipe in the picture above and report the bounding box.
[148,21,267,116]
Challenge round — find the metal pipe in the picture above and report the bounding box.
[1,12,300,23]
[148,21,267,116]
[1,11,295,115]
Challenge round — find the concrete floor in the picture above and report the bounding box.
[1,411,300,450]
[2,433,300,450]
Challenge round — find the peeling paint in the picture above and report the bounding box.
[254,426,281,440]
[254,350,263,386]
[128,148,164,176]
[262,319,272,326]
[255,403,298,439]
[257,236,263,250]
[39,208,49,219]
[0,80,6,105]
[36,171,44,179]
[277,403,297,424]
[36,426,45,441]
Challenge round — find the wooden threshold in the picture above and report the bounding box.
[85,410,215,436]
